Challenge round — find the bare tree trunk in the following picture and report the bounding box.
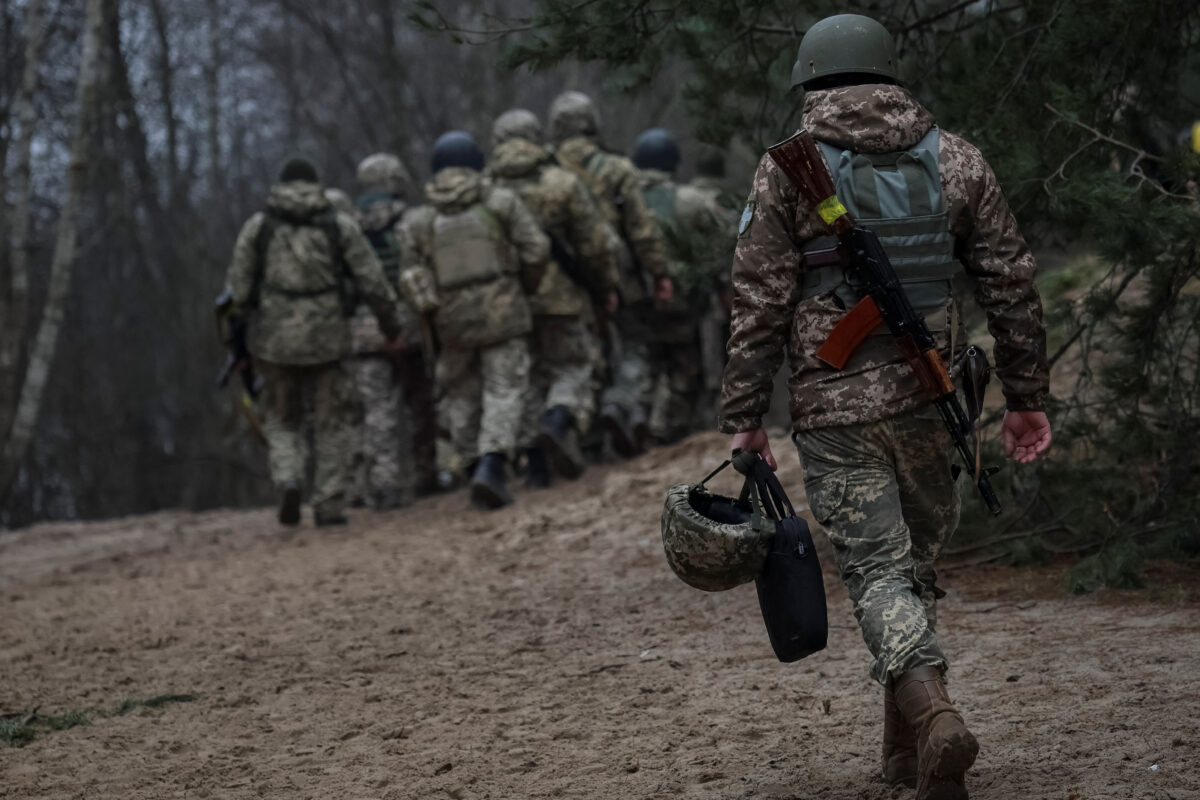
[0,0,45,430]
[148,0,179,205]
[0,0,104,502]
[204,0,221,198]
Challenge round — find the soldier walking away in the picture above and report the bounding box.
[399,131,550,509]
[352,153,439,504]
[632,128,735,443]
[222,158,405,527]
[489,109,620,487]
[687,146,740,424]
[547,91,672,457]
[720,15,1052,800]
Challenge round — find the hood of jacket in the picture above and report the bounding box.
[356,192,406,234]
[424,167,484,214]
[266,181,330,221]
[555,135,601,168]
[490,138,551,179]
[638,168,673,189]
[802,84,935,154]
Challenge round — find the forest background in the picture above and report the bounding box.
[0,0,1197,590]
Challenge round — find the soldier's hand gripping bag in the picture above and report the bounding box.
[732,451,828,663]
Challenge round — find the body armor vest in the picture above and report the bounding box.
[430,204,510,291]
[801,127,958,313]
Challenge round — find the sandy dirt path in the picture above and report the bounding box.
[2,432,1198,799]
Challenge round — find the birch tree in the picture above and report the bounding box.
[0,0,105,501]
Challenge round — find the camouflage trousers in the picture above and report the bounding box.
[794,410,960,685]
[697,302,729,427]
[600,303,655,420]
[521,315,596,446]
[260,360,354,517]
[438,337,530,462]
[648,314,703,442]
[349,356,413,508]
[392,348,438,493]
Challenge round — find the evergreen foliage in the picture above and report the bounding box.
[475,0,1200,588]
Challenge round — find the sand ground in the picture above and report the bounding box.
[2,432,1198,799]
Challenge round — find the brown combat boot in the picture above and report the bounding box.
[882,681,918,787]
[893,666,979,800]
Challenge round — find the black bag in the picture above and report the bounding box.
[733,451,829,663]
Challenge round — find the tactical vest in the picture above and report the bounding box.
[801,127,957,314]
[429,204,511,291]
[365,225,402,284]
[356,193,404,284]
[641,180,677,225]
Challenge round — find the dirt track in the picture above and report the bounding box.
[2,432,1198,799]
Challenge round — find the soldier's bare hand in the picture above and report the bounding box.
[731,428,777,471]
[1002,410,1051,464]
[654,277,674,303]
[605,291,620,314]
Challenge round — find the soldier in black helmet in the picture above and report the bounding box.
[398,132,550,509]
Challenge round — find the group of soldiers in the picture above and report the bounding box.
[220,90,737,525]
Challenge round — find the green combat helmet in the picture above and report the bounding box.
[547,91,600,145]
[660,452,773,592]
[356,152,412,197]
[492,108,543,147]
[790,13,899,91]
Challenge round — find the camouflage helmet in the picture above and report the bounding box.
[548,91,600,144]
[323,187,354,215]
[493,109,543,147]
[791,14,899,91]
[660,456,772,592]
[357,153,411,196]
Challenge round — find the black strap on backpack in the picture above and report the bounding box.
[250,208,356,315]
[731,450,829,663]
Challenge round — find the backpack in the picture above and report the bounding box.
[250,207,357,316]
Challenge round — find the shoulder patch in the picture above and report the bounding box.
[738,193,757,238]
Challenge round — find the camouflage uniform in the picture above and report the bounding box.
[686,174,739,422]
[400,167,549,464]
[719,84,1049,684]
[549,93,670,445]
[225,180,401,519]
[489,133,619,447]
[350,193,437,506]
[639,168,736,440]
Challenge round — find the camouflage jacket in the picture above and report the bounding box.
[489,138,619,317]
[719,84,1049,433]
[555,135,669,304]
[401,168,549,349]
[685,176,740,296]
[225,181,401,366]
[351,194,420,355]
[640,169,738,308]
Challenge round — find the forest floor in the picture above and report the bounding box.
[2,431,1198,800]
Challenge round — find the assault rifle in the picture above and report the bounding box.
[214,288,266,445]
[767,130,1002,516]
